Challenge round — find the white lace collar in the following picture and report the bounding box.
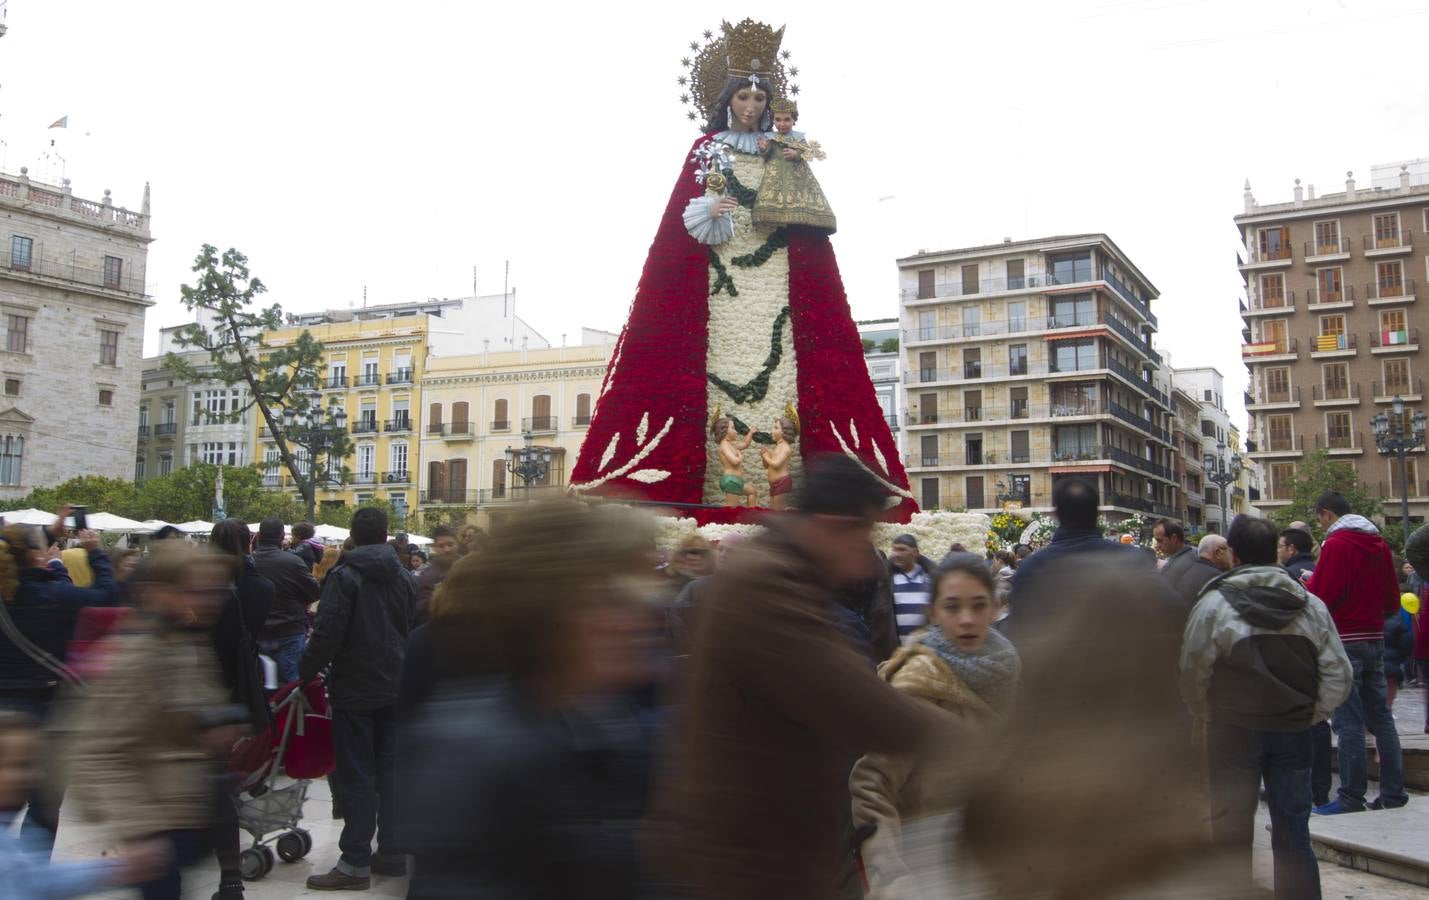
[713,129,763,155]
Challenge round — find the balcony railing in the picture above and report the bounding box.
[0,247,147,295]
[1253,434,1304,453]
[354,373,382,388]
[1364,230,1413,253]
[351,419,379,435]
[1108,401,1170,442]
[1052,444,1110,463]
[1312,384,1359,403]
[906,319,1037,342]
[420,489,481,505]
[1372,378,1424,399]
[902,273,1046,302]
[324,375,349,389]
[905,361,1052,384]
[523,416,558,433]
[1304,238,1351,257]
[1094,270,1158,326]
[1243,244,1292,264]
[1050,400,1099,418]
[573,415,592,427]
[1310,332,1355,353]
[1102,315,1160,362]
[351,471,377,485]
[435,422,474,438]
[154,422,177,437]
[137,424,150,437]
[1248,385,1301,406]
[1246,290,1295,313]
[1367,279,1416,301]
[1314,432,1362,452]
[1371,328,1418,350]
[491,419,511,432]
[386,369,413,385]
[1378,481,1429,500]
[1306,285,1355,307]
[1243,338,1298,359]
[384,417,412,433]
[1107,445,1173,480]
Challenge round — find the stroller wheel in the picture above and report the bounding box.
[277,832,306,863]
[239,847,268,881]
[296,828,313,857]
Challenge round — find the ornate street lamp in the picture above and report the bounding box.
[1203,440,1242,534]
[280,389,349,519]
[1372,395,1427,550]
[505,430,553,500]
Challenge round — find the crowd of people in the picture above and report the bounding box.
[0,460,1424,898]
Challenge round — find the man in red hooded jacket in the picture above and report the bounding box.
[1305,491,1407,813]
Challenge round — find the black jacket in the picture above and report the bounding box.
[211,557,274,729]
[1160,545,1198,588]
[300,543,416,710]
[292,541,320,572]
[252,543,321,640]
[1283,553,1315,583]
[1008,527,1157,628]
[0,550,120,699]
[1174,557,1225,609]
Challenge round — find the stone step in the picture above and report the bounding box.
[1311,805,1429,887]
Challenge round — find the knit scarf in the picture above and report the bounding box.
[920,625,1021,714]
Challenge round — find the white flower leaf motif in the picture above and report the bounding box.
[829,420,914,501]
[628,469,670,484]
[637,412,650,446]
[572,417,676,493]
[871,436,888,475]
[849,419,860,449]
[599,433,621,472]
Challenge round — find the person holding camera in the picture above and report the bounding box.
[68,541,245,900]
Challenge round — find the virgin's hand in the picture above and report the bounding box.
[781,147,800,160]
[711,197,739,217]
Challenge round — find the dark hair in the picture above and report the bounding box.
[291,522,315,542]
[209,519,251,564]
[1279,528,1312,555]
[152,525,184,541]
[995,549,1017,569]
[1314,491,1350,517]
[703,74,776,134]
[351,507,388,546]
[1152,518,1184,543]
[1013,543,1032,559]
[431,525,458,541]
[947,542,967,553]
[934,552,997,599]
[257,517,285,544]
[1227,516,1279,566]
[793,454,887,520]
[1052,477,1099,529]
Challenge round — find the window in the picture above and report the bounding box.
[452,401,470,432]
[1005,259,1025,290]
[574,394,591,425]
[392,399,410,431]
[390,442,408,476]
[493,398,509,429]
[264,448,281,486]
[98,329,119,365]
[961,264,979,295]
[3,379,17,397]
[103,256,123,289]
[921,478,940,510]
[1322,363,1348,400]
[158,454,172,476]
[1052,340,1097,372]
[1381,308,1408,338]
[1318,314,1345,337]
[1257,226,1289,260]
[1372,212,1401,249]
[1377,260,1405,298]
[961,306,980,337]
[1204,390,1212,401]
[963,389,982,422]
[1390,458,1420,497]
[965,476,985,510]
[98,389,113,406]
[1007,300,1026,333]
[1051,382,1097,416]
[918,351,937,382]
[198,442,240,466]
[1010,430,1030,464]
[1201,419,1216,438]
[1053,424,1099,459]
[1010,386,1029,419]
[427,402,443,434]
[1007,474,1031,504]
[1384,358,1411,395]
[135,456,145,481]
[328,360,347,388]
[1260,319,1289,353]
[1316,267,1343,302]
[6,314,28,353]
[491,459,506,499]
[9,236,32,272]
[962,348,981,379]
[1008,343,1027,376]
[361,358,380,386]
[1326,412,1352,449]
[358,402,377,433]
[531,394,553,430]
[448,458,468,495]
[1266,414,1293,451]
[391,352,412,382]
[1050,294,1094,327]
[357,445,375,479]
[964,434,982,465]
[1313,220,1341,255]
[918,392,938,424]
[916,269,935,300]
[0,435,23,486]
[1265,367,1290,403]
[1269,462,1295,500]
[1259,273,1286,306]
[917,310,936,340]
[1049,253,1092,284]
[920,435,939,467]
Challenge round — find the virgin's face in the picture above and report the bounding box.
[728,86,768,132]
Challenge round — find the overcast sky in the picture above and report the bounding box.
[3,0,1428,432]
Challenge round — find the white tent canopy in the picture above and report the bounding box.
[78,512,154,533]
[175,520,215,535]
[405,534,432,547]
[313,524,349,543]
[0,508,58,526]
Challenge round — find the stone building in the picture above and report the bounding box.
[137,319,252,481]
[0,168,152,498]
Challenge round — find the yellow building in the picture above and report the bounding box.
[419,335,615,527]
[256,315,428,520]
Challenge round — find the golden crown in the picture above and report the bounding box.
[677,20,801,127]
[769,99,798,115]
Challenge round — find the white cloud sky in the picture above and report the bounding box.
[2,0,1427,433]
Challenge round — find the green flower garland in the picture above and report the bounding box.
[731,227,789,268]
[709,250,738,297]
[731,415,774,445]
[726,170,758,208]
[707,306,791,405]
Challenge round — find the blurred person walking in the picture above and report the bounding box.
[0,521,119,853]
[1179,516,1351,899]
[1305,491,1407,813]
[69,542,247,900]
[301,507,417,890]
[397,501,660,898]
[252,518,320,685]
[662,456,956,900]
[849,553,1020,897]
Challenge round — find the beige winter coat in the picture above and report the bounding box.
[68,621,229,842]
[849,644,1000,896]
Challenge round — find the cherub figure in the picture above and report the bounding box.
[753,98,836,232]
[711,416,758,507]
[760,416,799,510]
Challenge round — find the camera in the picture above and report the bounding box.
[71,505,88,532]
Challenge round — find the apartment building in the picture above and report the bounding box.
[898,234,1177,521]
[1237,167,1429,527]
[138,320,253,481]
[858,318,904,456]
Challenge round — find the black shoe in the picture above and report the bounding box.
[211,881,244,900]
[371,854,408,877]
[306,869,370,891]
[1368,798,1407,810]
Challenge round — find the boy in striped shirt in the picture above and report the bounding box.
[888,534,934,645]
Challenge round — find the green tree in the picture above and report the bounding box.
[1267,449,1383,543]
[135,464,307,525]
[0,475,142,518]
[315,498,414,534]
[163,245,351,520]
[878,337,899,353]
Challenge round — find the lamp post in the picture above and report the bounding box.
[1203,440,1242,534]
[505,431,552,501]
[280,388,349,521]
[1371,395,1427,551]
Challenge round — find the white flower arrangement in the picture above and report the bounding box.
[652,510,993,557]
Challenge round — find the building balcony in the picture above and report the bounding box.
[1314,432,1364,455]
[523,416,558,434]
[572,415,591,428]
[1364,230,1413,257]
[351,471,377,486]
[884,414,900,431]
[1243,338,1298,362]
[383,470,411,484]
[420,489,480,506]
[1247,385,1301,411]
[351,419,380,435]
[429,422,474,440]
[137,424,150,439]
[1247,434,1304,458]
[323,375,349,390]
[900,274,1046,304]
[1239,245,1293,269]
[904,361,1050,386]
[0,246,147,297]
[154,422,177,438]
[1304,238,1351,262]
[1377,481,1429,501]
[384,417,412,433]
[904,319,1039,346]
[1371,328,1419,354]
[491,419,511,432]
[1101,315,1160,364]
[386,369,413,385]
[1243,291,1296,317]
[1367,279,1417,305]
[1373,378,1425,403]
[1107,400,1172,443]
[1312,384,1360,406]
[1310,332,1356,359]
[354,373,383,388]
[1306,286,1355,310]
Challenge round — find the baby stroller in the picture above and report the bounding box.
[225,676,335,881]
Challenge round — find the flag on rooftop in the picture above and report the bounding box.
[48,115,67,129]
